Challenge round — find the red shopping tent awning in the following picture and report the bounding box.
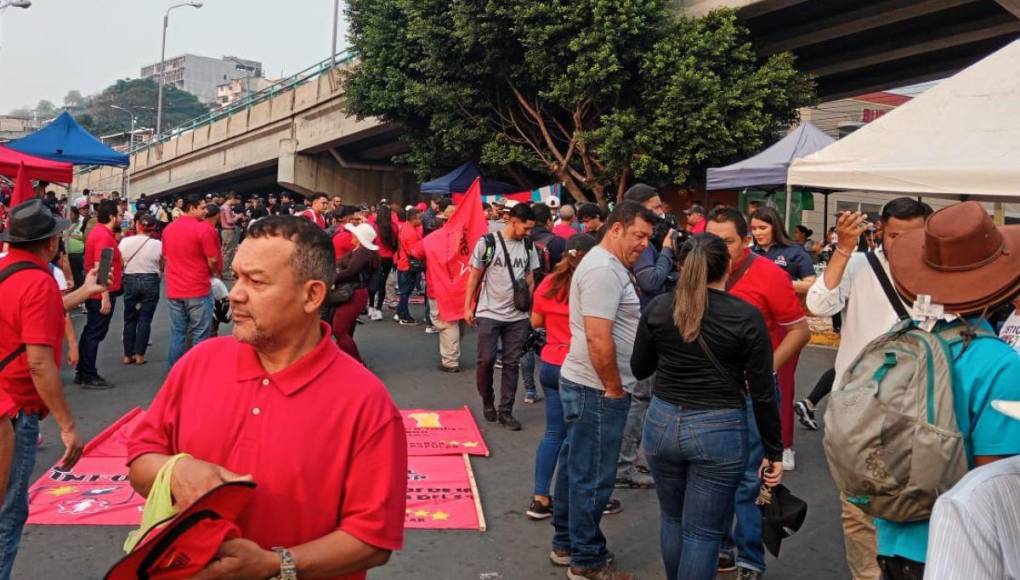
[0,145,74,183]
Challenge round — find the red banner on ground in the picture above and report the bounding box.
[28,408,146,526]
[405,455,485,531]
[402,406,489,457]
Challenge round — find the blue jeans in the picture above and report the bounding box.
[122,274,160,357]
[552,378,631,569]
[0,413,40,580]
[77,293,118,379]
[720,394,769,573]
[521,350,537,394]
[532,362,565,497]
[397,270,419,320]
[644,397,748,580]
[167,294,214,368]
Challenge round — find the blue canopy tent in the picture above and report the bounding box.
[420,162,518,197]
[7,112,130,168]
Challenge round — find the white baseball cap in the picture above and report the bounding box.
[344,223,379,251]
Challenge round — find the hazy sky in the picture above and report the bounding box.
[0,0,348,112]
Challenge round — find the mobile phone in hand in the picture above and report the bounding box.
[97,248,114,286]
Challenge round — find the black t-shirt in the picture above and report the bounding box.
[631,289,783,460]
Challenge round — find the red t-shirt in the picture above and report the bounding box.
[300,209,326,229]
[374,222,399,259]
[162,216,220,299]
[729,250,806,349]
[690,218,706,234]
[552,223,578,240]
[84,223,123,296]
[396,222,423,272]
[127,325,406,579]
[532,276,571,365]
[333,230,355,262]
[0,249,65,416]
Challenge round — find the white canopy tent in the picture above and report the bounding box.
[786,39,1020,223]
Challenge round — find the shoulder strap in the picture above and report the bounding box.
[0,262,49,374]
[496,232,517,280]
[696,334,746,398]
[124,236,151,267]
[481,233,496,265]
[866,251,910,321]
[725,252,757,291]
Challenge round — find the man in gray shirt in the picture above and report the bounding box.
[551,200,656,580]
[465,203,539,431]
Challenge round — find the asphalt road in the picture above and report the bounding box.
[16,298,847,580]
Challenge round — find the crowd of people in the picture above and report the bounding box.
[0,180,1018,580]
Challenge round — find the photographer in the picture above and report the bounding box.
[624,184,686,308]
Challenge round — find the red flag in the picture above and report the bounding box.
[10,162,35,208]
[423,178,487,321]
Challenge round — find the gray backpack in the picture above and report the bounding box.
[823,319,994,523]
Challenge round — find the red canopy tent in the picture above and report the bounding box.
[0,144,74,183]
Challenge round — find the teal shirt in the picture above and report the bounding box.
[876,319,1020,563]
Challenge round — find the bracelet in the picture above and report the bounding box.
[834,247,852,258]
[270,547,297,580]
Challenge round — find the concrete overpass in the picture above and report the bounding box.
[74,56,414,203]
[681,0,1020,98]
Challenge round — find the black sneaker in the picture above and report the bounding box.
[527,498,552,520]
[498,412,522,431]
[398,317,418,326]
[718,553,737,573]
[81,375,114,390]
[72,375,84,385]
[602,498,622,515]
[737,567,763,580]
[483,406,498,422]
[794,400,819,430]
[438,365,460,373]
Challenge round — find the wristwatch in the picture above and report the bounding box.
[270,547,297,580]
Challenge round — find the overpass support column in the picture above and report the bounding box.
[277,138,321,197]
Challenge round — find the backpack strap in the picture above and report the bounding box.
[696,334,747,398]
[866,251,910,321]
[0,262,49,374]
[481,233,496,266]
[725,252,757,292]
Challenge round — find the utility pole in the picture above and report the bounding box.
[155,2,202,141]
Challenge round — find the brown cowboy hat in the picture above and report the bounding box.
[887,201,1020,315]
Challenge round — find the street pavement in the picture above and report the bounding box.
[16,298,848,580]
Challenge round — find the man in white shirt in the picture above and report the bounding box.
[804,197,932,580]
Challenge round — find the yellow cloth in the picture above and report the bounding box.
[122,453,191,553]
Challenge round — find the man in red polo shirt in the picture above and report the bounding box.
[299,192,329,229]
[75,199,123,389]
[162,194,220,368]
[706,207,810,579]
[0,199,99,579]
[128,216,406,580]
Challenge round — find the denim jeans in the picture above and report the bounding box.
[0,412,40,580]
[475,317,530,414]
[644,397,748,580]
[167,294,214,368]
[397,270,420,320]
[552,378,631,569]
[720,394,769,573]
[122,274,160,357]
[618,375,653,479]
[521,349,538,394]
[77,293,118,379]
[532,362,565,497]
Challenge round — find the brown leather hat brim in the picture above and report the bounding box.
[888,225,1020,316]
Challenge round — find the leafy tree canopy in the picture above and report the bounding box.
[345,1,814,203]
[76,79,210,139]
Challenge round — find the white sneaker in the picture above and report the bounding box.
[783,448,796,471]
[370,308,383,321]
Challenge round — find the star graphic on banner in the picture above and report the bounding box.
[431,511,450,521]
[414,510,430,518]
[463,441,479,448]
[47,486,78,497]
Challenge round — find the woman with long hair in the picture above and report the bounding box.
[631,234,783,580]
[368,203,399,322]
[749,207,817,294]
[749,206,816,469]
[526,234,597,521]
[332,223,380,362]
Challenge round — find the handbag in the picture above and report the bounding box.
[496,232,532,312]
[123,453,191,553]
[329,281,356,305]
[524,328,547,354]
[408,256,426,274]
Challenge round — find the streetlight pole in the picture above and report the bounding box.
[111,105,137,198]
[0,0,31,52]
[155,1,202,141]
[331,0,340,68]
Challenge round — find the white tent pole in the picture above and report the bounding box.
[785,183,793,228]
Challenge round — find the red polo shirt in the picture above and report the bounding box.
[127,325,406,578]
[0,249,64,416]
[84,223,123,297]
[300,209,326,229]
[396,222,422,272]
[552,223,578,240]
[162,216,220,300]
[729,249,805,349]
[333,230,355,262]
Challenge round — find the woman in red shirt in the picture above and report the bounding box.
[367,205,399,321]
[526,234,597,521]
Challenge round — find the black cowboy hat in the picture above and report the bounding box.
[0,198,70,243]
[761,484,808,557]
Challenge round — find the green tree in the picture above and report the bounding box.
[63,90,85,110]
[76,78,210,138]
[345,2,814,203]
[35,99,58,119]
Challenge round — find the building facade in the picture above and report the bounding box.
[0,116,42,142]
[141,54,263,104]
[216,77,276,108]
